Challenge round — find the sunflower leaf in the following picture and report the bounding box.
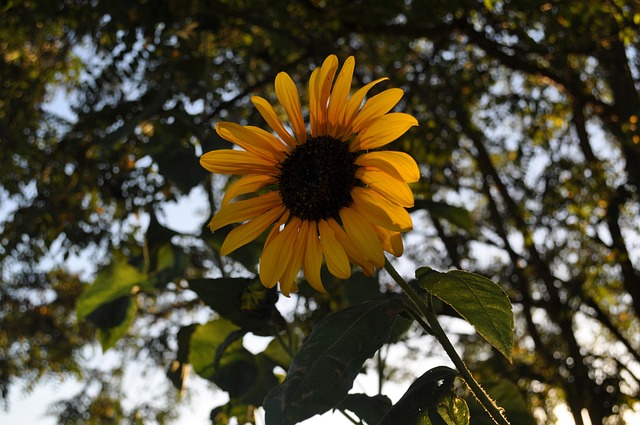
[377,366,458,425]
[416,267,514,361]
[263,299,404,425]
[188,277,285,336]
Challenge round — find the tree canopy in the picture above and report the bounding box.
[1,0,639,424]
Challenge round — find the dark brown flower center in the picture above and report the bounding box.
[278,135,357,221]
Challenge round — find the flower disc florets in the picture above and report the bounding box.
[278,135,357,221]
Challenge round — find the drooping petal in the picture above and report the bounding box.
[327,218,376,276]
[318,219,351,279]
[275,72,306,145]
[327,56,355,136]
[221,174,277,207]
[220,204,286,255]
[351,113,418,151]
[355,151,420,183]
[260,219,298,288]
[208,191,282,232]
[373,225,404,257]
[351,187,413,232]
[340,77,388,140]
[280,218,307,296]
[356,168,415,207]
[339,207,385,268]
[216,122,286,161]
[200,150,278,175]
[302,221,326,292]
[251,96,297,147]
[351,88,405,133]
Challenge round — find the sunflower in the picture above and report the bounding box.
[200,55,419,295]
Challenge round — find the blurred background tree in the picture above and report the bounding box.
[1,0,639,423]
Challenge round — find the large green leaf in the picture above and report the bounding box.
[188,278,285,336]
[76,261,150,320]
[416,267,513,361]
[263,299,404,425]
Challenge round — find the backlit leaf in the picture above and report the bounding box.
[416,267,513,361]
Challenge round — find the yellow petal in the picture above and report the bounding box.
[302,221,326,293]
[216,122,286,161]
[200,150,278,175]
[352,88,404,133]
[260,219,298,288]
[374,225,404,257]
[351,113,418,151]
[356,168,414,207]
[280,218,307,296]
[355,151,420,183]
[251,95,297,147]
[275,72,306,145]
[318,219,351,279]
[313,55,339,136]
[221,174,277,207]
[308,67,322,137]
[327,218,376,276]
[208,191,282,232]
[220,204,285,255]
[351,187,413,232]
[339,207,385,268]
[245,125,289,155]
[327,56,355,136]
[340,77,387,140]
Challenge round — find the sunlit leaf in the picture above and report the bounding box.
[416,267,513,361]
[76,261,151,320]
[437,393,470,425]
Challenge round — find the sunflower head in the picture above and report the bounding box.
[200,55,419,296]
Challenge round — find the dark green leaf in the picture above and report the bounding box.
[86,295,130,329]
[264,299,404,425]
[76,261,150,320]
[149,243,188,288]
[188,278,285,336]
[377,366,458,425]
[414,200,474,232]
[336,393,392,425]
[416,267,514,361]
[97,298,136,351]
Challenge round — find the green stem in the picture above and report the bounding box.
[384,259,511,425]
